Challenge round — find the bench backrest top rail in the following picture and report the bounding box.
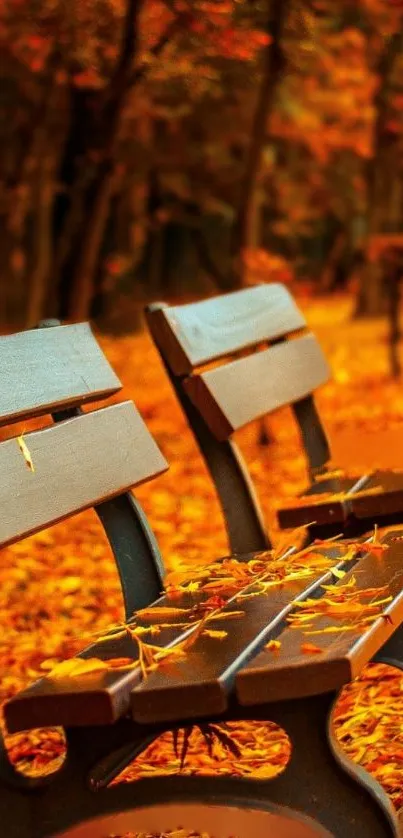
[148,284,306,375]
[0,322,121,426]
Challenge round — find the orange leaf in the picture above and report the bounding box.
[266,639,281,652]
[301,642,323,654]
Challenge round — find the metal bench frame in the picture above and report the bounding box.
[0,319,401,837]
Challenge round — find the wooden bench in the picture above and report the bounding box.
[0,321,402,837]
[145,285,403,549]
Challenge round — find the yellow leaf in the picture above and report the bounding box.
[301,642,323,654]
[58,576,81,594]
[266,639,281,652]
[17,435,35,472]
[203,629,228,639]
[305,626,359,635]
[48,657,109,680]
[96,628,127,643]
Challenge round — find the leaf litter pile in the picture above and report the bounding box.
[2,296,403,831]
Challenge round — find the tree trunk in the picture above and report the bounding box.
[50,2,180,321]
[230,0,289,286]
[355,30,403,317]
[51,0,144,320]
[50,87,103,318]
[67,162,119,321]
[387,262,401,378]
[25,160,54,326]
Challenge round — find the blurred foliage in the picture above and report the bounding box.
[0,0,402,328]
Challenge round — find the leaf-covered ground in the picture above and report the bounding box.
[2,294,403,811]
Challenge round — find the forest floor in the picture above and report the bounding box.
[2,292,403,810]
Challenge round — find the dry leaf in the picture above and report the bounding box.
[17,435,35,472]
[48,657,109,679]
[332,567,346,579]
[301,642,323,654]
[266,639,281,652]
[202,629,227,639]
[5,314,403,811]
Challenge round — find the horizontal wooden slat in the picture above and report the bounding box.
[147,285,306,375]
[183,333,331,440]
[350,470,403,520]
[0,402,168,548]
[5,611,173,731]
[11,527,398,731]
[4,566,242,731]
[0,323,121,424]
[236,530,403,706]
[277,475,370,529]
[278,471,403,530]
[130,551,348,724]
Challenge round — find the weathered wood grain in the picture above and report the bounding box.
[130,550,346,724]
[146,285,306,375]
[183,334,330,440]
[0,323,121,424]
[236,530,403,705]
[0,402,168,548]
[5,569,238,730]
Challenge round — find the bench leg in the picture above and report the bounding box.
[0,721,327,838]
[0,719,158,838]
[373,629,403,828]
[374,622,403,671]
[234,693,399,837]
[0,694,399,838]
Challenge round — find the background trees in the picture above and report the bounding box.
[0,0,402,329]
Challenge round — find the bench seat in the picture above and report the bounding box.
[6,528,403,733]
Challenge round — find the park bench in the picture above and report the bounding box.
[1,321,403,837]
[145,284,403,551]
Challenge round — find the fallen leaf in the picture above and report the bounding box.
[17,435,35,472]
[301,642,323,654]
[48,658,109,680]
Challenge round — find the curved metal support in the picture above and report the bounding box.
[36,317,166,618]
[292,395,331,477]
[239,694,399,838]
[50,405,165,620]
[374,624,403,670]
[95,493,165,618]
[146,304,270,556]
[50,792,333,838]
[0,693,399,838]
[0,729,59,792]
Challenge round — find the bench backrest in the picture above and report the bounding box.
[0,321,168,618]
[146,285,331,554]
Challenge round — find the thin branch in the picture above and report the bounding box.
[230,0,290,285]
[111,0,143,93]
[128,15,184,88]
[367,29,403,208]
